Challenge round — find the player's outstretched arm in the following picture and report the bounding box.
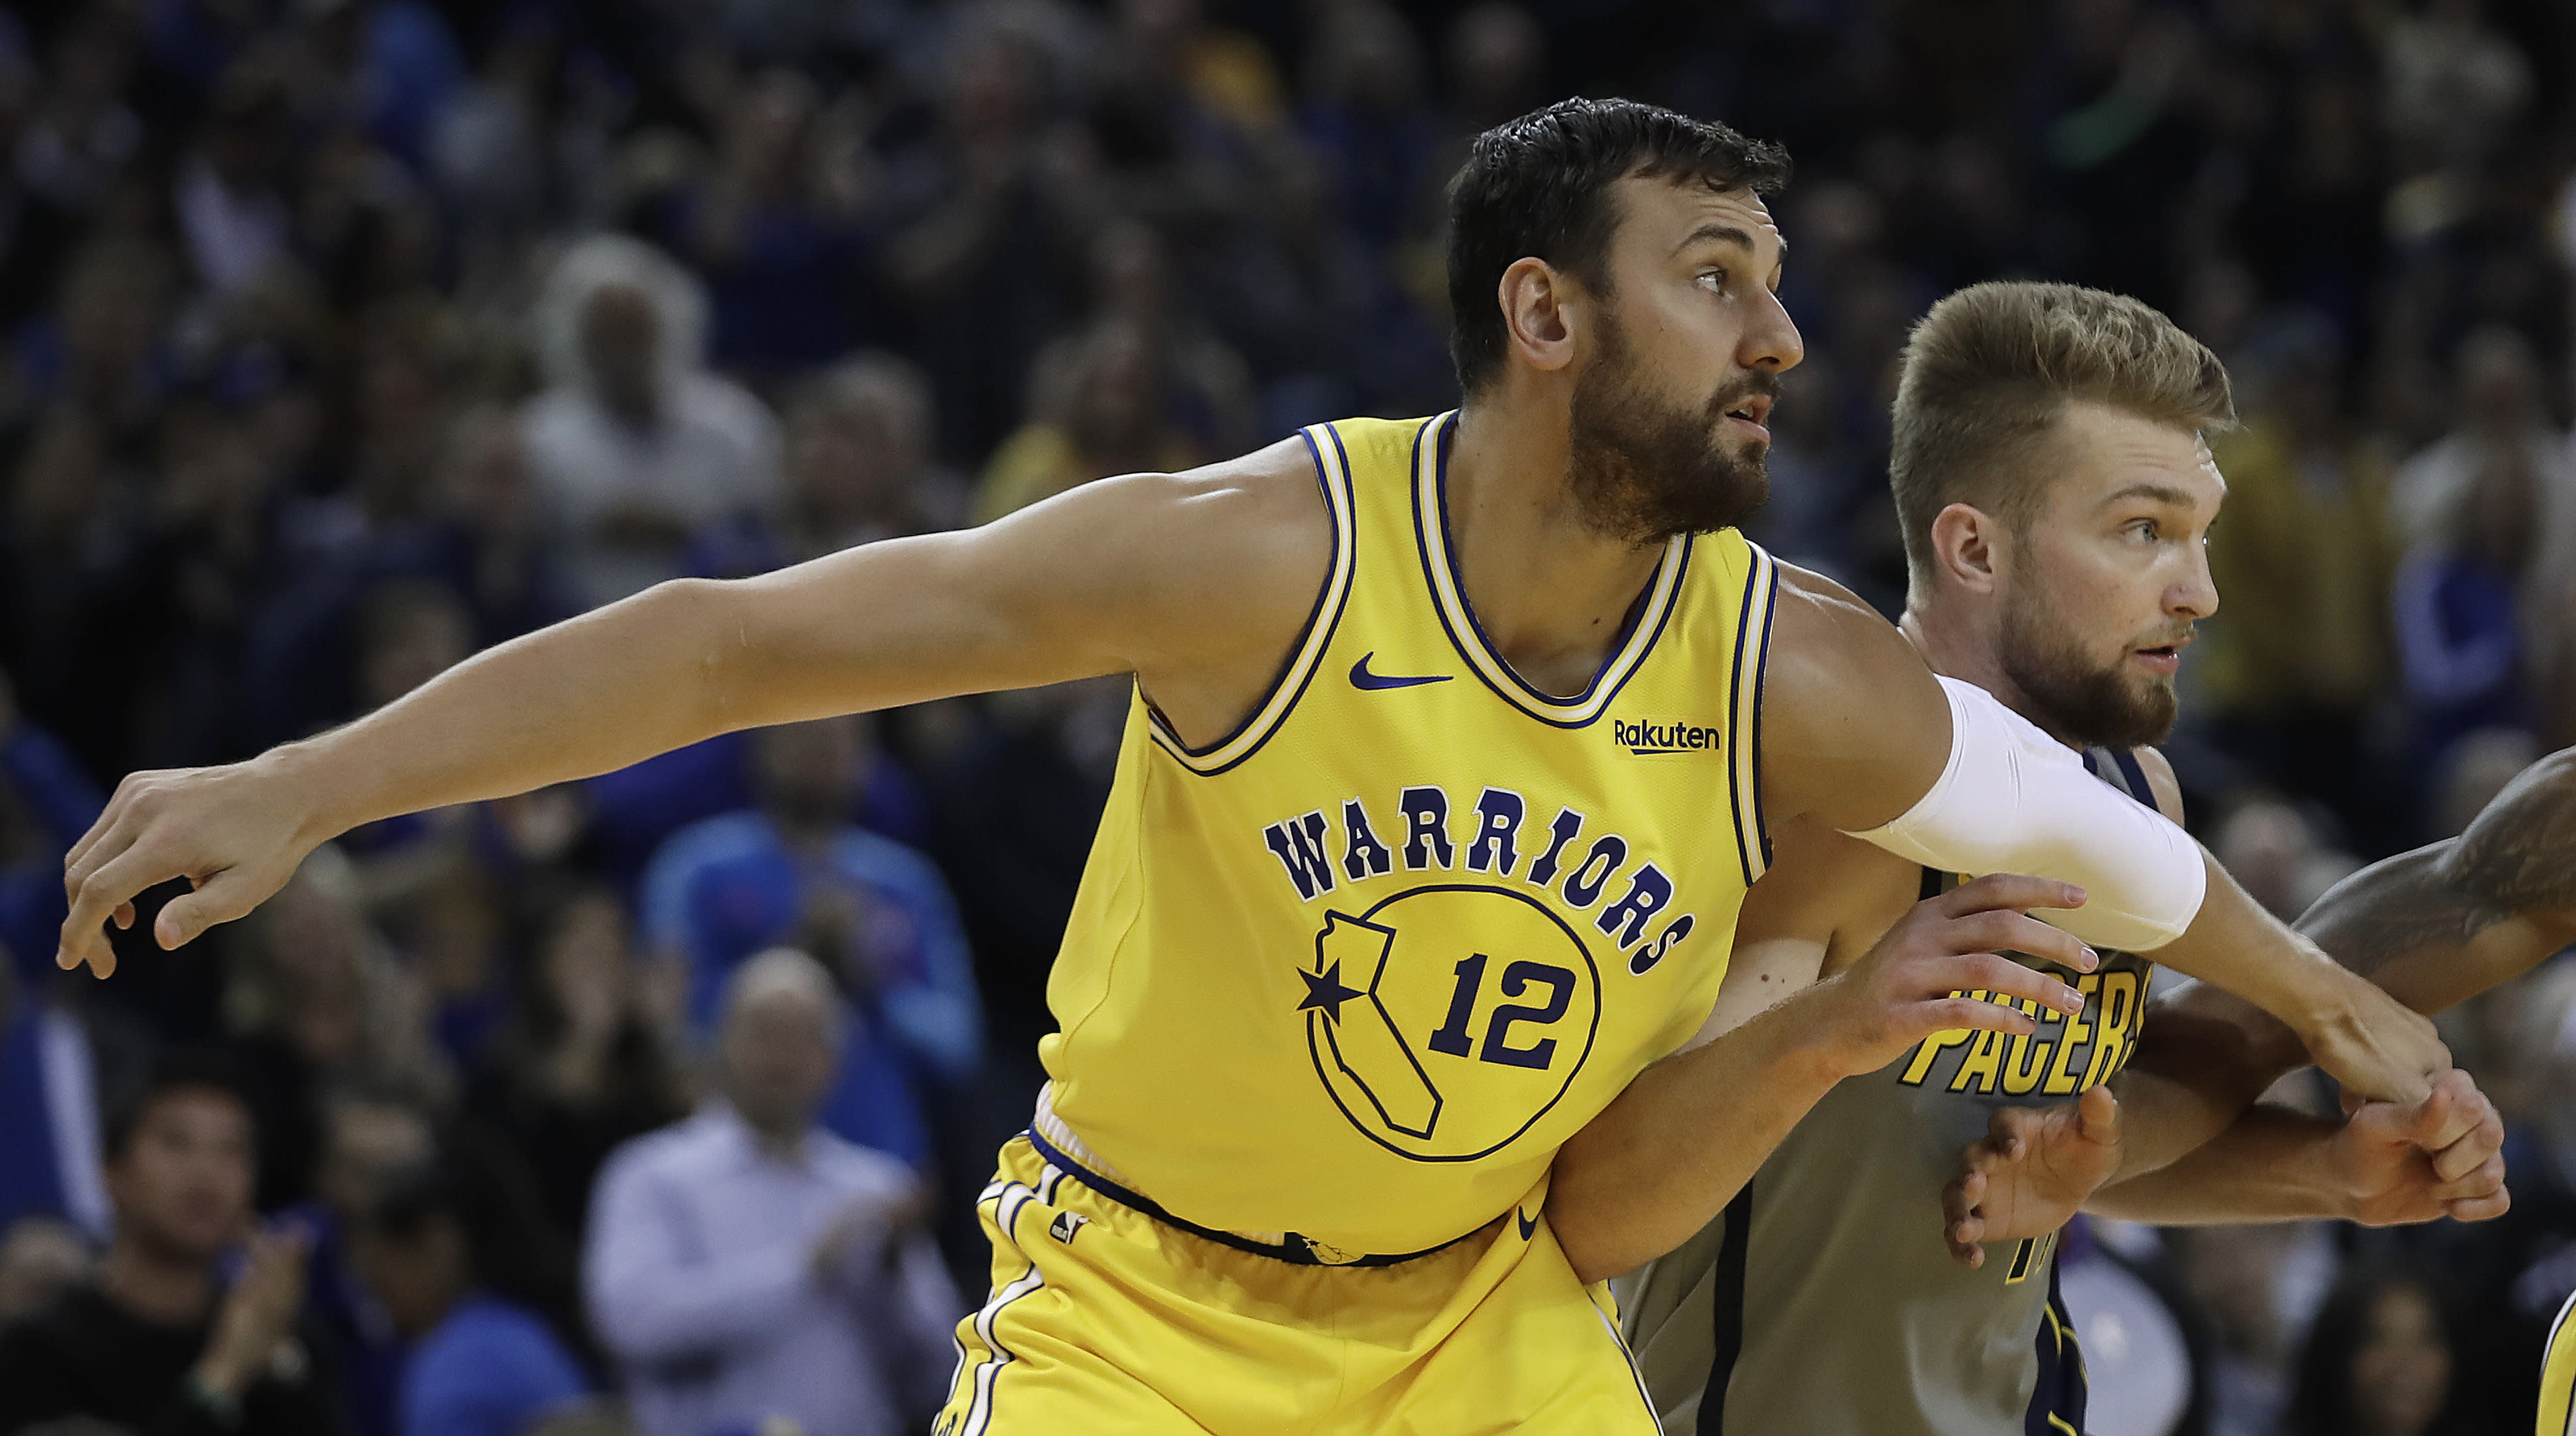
[1941,747,2576,1234]
[58,441,1332,975]
[1757,562,2448,1103]
[1546,852,2093,1286]
[2072,745,2576,1212]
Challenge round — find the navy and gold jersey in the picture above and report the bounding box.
[1036,411,1778,1256]
[1619,747,2163,1436]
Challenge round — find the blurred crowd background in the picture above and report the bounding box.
[0,0,2571,1434]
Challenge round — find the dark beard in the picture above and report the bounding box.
[1998,587,2179,750]
[1565,316,1774,545]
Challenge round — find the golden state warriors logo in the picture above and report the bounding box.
[1297,884,1602,1161]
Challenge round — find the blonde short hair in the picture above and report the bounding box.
[1889,281,2236,584]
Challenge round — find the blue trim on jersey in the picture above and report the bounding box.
[1144,422,1359,775]
[2110,747,2153,806]
[1021,1127,1485,1267]
[1747,557,1778,873]
[1696,1182,1757,1435]
[2026,1260,2089,1436]
[1410,413,1692,728]
[1724,553,1772,888]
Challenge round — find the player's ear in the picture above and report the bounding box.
[1498,258,1577,376]
[1928,503,2003,596]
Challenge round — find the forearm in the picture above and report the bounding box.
[1548,994,1842,1285]
[2086,1104,2350,1225]
[280,581,742,841]
[2138,856,2372,1040]
[2092,1008,2285,1183]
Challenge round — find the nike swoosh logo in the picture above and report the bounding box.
[1516,1206,1540,1242]
[1350,653,1453,690]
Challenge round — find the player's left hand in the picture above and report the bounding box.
[2336,1068,2509,1226]
[1940,1085,2119,1268]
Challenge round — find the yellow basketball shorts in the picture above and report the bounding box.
[2542,1287,2576,1436]
[933,1134,1662,1435]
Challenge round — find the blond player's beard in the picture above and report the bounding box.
[1999,582,2181,750]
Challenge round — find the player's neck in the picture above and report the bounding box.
[1897,606,2084,753]
[1447,402,1668,699]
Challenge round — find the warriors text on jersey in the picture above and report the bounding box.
[1619,747,2164,1436]
[1036,411,1780,1257]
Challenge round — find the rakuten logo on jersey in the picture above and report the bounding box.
[1611,716,1722,758]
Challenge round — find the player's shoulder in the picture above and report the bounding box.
[1019,435,1326,594]
[1023,435,1336,662]
[2120,746,2186,825]
[1761,561,1925,708]
[1752,560,1953,831]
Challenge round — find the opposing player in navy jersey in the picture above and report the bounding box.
[1551,280,2519,1436]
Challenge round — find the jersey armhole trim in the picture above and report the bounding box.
[1726,541,1780,888]
[1143,423,1358,775]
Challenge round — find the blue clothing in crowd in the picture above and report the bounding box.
[0,721,106,989]
[398,1294,589,1436]
[640,813,982,1081]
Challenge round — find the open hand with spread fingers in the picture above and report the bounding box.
[1941,1085,2120,1268]
[1798,873,2098,1081]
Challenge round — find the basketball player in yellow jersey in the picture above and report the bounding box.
[59,99,2447,1431]
[2544,1290,2576,1435]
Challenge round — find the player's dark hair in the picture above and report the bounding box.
[102,1048,256,1164]
[1445,97,1791,395]
[1889,281,2236,588]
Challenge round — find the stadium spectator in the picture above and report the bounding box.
[694,353,967,580]
[583,950,958,1436]
[0,1053,342,1436]
[466,882,689,1247]
[642,714,981,1083]
[0,1214,90,1326]
[664,67,878,379]
[2284,1259,2470,1436]
[2200,320,2403,847]
[349,1150,591,1436]
[2392,419,2546,770]
[640,714,979,1165]
[520,235,781,610]
[225,848,449,1211]
[974,316,1203,522]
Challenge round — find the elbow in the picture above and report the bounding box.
[634,576,749,735]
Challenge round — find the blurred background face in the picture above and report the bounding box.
[720,981,841,1137]
[108,1090,254,1263]
[350,1213,463,1340]
[786,370,930,526]
[1565,177,1797,545]
[755,715,860,831]
[580,282,663,420]
[541,890,632,1041]
[1996,403,2222,749]
[316,1099,433,1222]
[2349,1284,2450,1436]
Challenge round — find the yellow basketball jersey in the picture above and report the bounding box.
[1039,411,1779,1256]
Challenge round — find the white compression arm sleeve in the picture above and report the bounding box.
[1840,676,2208,953]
